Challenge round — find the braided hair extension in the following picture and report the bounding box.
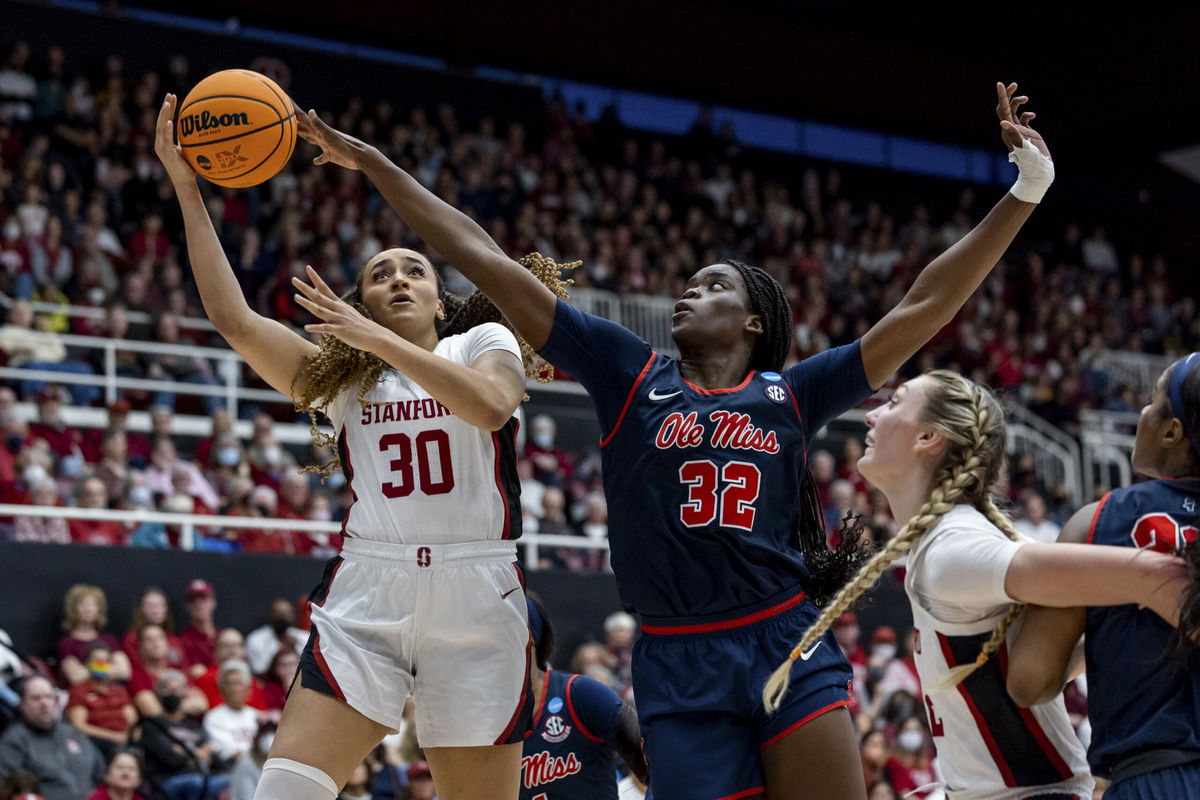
[294,252,575,477]
[765,370,1010,712]
[723,259,871,605]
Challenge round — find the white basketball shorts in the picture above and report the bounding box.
[298,537,532,747]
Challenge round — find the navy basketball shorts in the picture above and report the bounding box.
[1106,762,1200,800]
[297,538,532,747]
[632,589,853,800]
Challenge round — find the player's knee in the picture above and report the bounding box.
[253,758,340,800]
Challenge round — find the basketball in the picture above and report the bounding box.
[176,69,296,188]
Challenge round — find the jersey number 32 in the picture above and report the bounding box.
[678,459,762,531]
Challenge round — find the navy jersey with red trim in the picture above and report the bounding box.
[538,300,872,620]
[521,669,623,800]
[1084,479,1200,777]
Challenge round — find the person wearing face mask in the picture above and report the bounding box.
[229,723,277,800]
[883,718,936,799]
[124,483,170,549]
[136,669,232,800]
[64,642,136,760]
[523,414,571,489]
[245,599,307,676]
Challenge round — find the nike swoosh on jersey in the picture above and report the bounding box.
[648,389,683,401]
[499,587,521,600]
[798,641,823,661]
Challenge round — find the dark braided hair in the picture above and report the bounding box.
[295,252,574,477]
[723,259,871,605]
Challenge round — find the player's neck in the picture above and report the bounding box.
[677,349,753,390]
[881,475,936,531]
[530,665,547,709]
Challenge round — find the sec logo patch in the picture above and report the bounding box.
[542,714,572,743]
[765,385,787,404]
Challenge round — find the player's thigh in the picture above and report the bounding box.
[268,686,390,788]
[761,707,865,800]
[423,742,522,800]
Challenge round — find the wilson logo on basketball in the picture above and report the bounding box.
[521,751,581,788]
[179,110,251,137]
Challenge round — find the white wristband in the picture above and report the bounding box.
[1008,136,1054,204]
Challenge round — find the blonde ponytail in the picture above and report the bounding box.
[764,370,1012,713]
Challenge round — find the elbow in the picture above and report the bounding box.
[483,406,516,432]
[1006,667,1057,708]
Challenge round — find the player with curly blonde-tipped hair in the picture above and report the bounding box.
[155,93,571,800]
[764,370,1188,799]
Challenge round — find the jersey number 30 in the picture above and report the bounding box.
[379,431,455,498]
[678,460,761,531]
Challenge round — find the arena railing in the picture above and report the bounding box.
[1004,402,1084,506]
[0,291,217,333]
[0,504,609,567]
[1079,409,1139,500]
[1087,350,1175,396]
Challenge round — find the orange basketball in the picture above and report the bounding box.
[176,69,296,188]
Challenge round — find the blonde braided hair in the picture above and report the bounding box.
[763,370,1014,713]
[293,252,575,477]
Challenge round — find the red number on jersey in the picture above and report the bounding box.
[678,460,763,531]
[679,460,719,526]
[1130,513,1190,553]
[924,693,946,737]
[379,431,456,498]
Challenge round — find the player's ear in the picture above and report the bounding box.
[744,314,763,336]
[435,299,445,321]
[914,428,947,459]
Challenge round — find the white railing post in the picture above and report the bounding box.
[103,342,117,406]
[223,356,239,419]
[179,521,195,552]
[525,536,540,570]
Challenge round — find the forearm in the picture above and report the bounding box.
[612,705,648,783]
[904,194,1033,324]
[173,180,255,333]
[371,331,518,430]
[1006,543,1185,618]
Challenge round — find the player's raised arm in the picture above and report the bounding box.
[859,82,1054,389]
[295,109,560,350]
[155,94,318,400]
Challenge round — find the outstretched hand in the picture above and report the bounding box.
[296,108,368,170]
[154,94,198,187]
[292,265,386,352]
[996,81,1050,159]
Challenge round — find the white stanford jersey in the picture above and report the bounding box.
[325,322,523,545]
[905,506,1093,800]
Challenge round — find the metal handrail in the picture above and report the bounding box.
[0,504,609,568]
[0,290,217,332]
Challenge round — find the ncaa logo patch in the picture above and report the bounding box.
[547,697,563,714]
[765,385,787,404]
[542,714,572,743]
[761,371,783,381]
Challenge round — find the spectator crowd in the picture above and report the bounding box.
[0,32,1180,799]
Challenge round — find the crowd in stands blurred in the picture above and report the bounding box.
[0,32,1149,798]
[0,581,641,799]
[0,37,1164,555]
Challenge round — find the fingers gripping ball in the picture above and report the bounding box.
[176,69,296,188]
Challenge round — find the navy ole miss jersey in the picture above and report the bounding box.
[521,668,624,800]
[538,300,873,621]
[1084,478,1200,777]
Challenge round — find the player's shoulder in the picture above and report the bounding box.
[929,504,996,536]
[565,672,621,711]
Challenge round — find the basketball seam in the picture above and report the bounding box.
[236,70,297,173]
